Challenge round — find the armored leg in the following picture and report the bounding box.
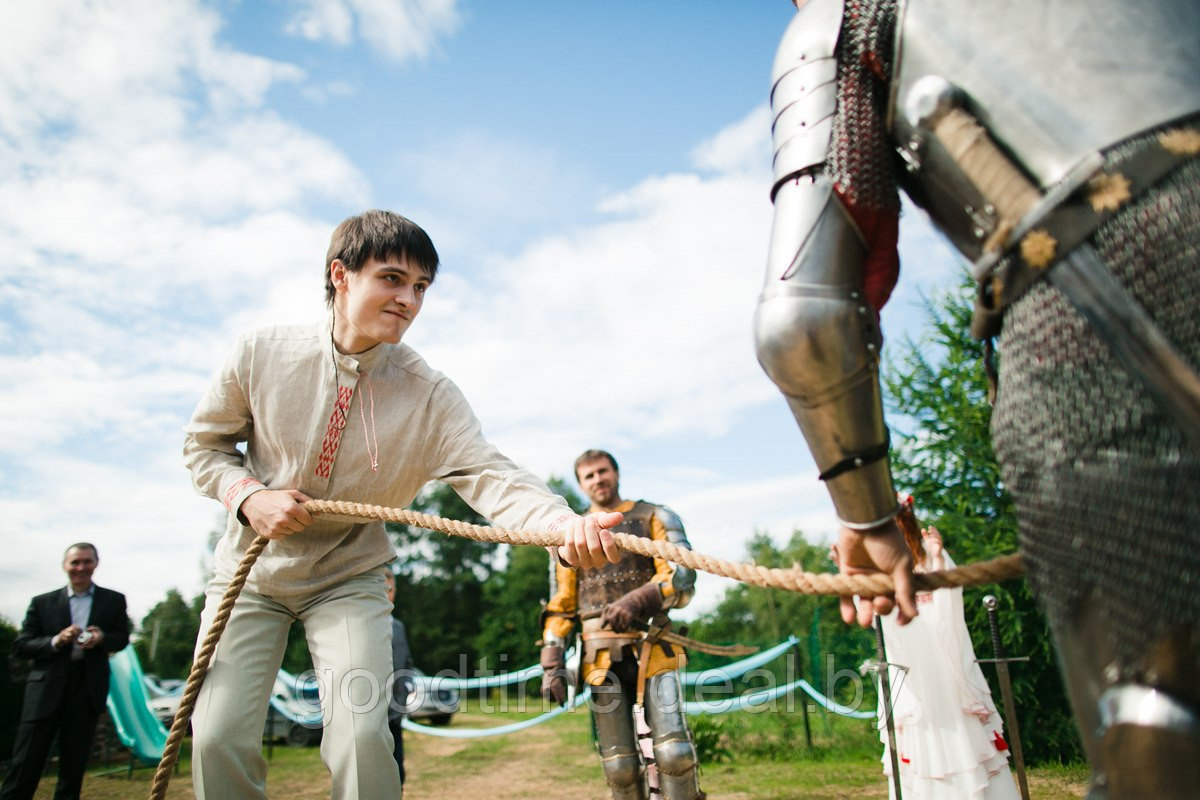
[590,666,646,800]
[1051,596,1200,799]
[643,671,702,800]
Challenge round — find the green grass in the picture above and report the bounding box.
[38,695,1090,799]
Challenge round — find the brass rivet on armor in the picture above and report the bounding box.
[1087,172,1132,213]
[1020,229,1057,270]
[1158,127,1200,156]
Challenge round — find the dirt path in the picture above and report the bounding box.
[402,710,610,800]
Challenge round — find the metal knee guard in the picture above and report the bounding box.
[1053,596,1200,799]
[643,672,702,800]
[592,678,646,800]
[1094,683,1200,799]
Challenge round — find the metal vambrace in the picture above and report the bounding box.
[756,0,897,529]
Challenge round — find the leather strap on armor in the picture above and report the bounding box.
[972,126,1200,338]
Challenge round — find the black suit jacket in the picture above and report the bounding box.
[12,585,130,722]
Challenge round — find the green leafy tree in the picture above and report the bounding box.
[687,532,875,708]
[545,475,589,515]
[136,590,204,679]
[471,475,588,671]
[386,482,496,674]
[882,275,1082,764]
[386,474,590,674]
[472,544,552,673]
[1,617,25,761]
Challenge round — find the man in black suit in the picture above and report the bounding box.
[0,543,129,800]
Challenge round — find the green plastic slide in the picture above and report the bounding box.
[106,648,169,765]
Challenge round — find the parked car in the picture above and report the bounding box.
[148,692,182,730]
[265,672,323,747]
[142,667,459,741]
[404,668,460,726]
[143,675,185,698]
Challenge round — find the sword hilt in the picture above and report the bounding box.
[983,594,1006,660]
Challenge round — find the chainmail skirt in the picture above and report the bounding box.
[991,147,1200,673]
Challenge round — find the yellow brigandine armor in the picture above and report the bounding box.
[542,499,696,685]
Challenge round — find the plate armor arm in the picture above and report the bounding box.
[754,0,898,529]
[649,506,696,610]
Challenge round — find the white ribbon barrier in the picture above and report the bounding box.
[403,671,874,738]
[686,677,875,719]
[412,636,800,691]
[414,660,547,690]
[401,689,592,738]
[682,636,800,686]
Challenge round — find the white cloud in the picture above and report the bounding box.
[283,0,462,63]
[0,450,220,625]
[689,105,773,174]
[0,0,367,622]
[407,110,778,480]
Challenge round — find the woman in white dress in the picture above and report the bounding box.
[870,498,1021,800]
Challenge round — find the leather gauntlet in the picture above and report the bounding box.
[600,583,664,632]
[539,644,567,706]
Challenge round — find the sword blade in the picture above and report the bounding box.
[993,659,1032,800]
[875,620,904,800]
[984,596,1031,800]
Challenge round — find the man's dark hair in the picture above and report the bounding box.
[64,542,98,560]
[324,210,440,306]
[573,449,618,480]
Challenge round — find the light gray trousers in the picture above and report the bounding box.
[191,567,402,800]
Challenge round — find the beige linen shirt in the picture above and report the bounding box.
[184,318,572,596]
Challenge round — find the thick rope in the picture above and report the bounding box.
[148,500,1024,798]
[307,499,1024,596]
[149,535,268,800]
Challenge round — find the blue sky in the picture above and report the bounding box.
[0,0,963,626]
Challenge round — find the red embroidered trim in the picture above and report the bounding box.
[222,477,264,512]
[315,385,354,478]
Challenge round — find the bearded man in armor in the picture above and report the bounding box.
[755,1,1200,797]
[539,449,703,800]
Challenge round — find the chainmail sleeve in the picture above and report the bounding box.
[830,0,902,312]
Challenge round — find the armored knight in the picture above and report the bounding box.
[540,449,702,800]
[755,1,1200,797]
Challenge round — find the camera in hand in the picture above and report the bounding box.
[76,630,95,645]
